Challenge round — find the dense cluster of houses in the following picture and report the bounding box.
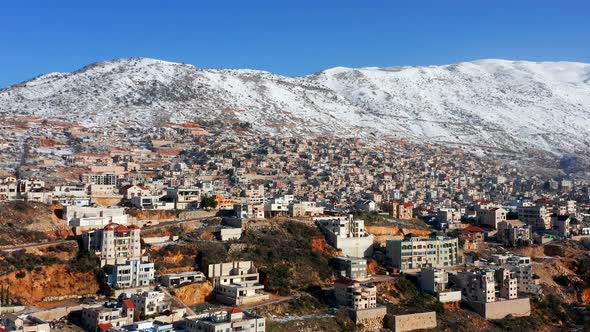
[2,118,590,331]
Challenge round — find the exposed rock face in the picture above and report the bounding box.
[173,282,213,306]
[0,264,100,305]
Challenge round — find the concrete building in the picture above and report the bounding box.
[130,291,171,317]
[315,215,374,258]
[106,260,155,289]
[496,220,532,247]
[208,261,269,306]
[82,300,135,332]
[391,201,413,220]
[160,271,206,287]
[455,268,517,303]
[64,205,129,229]
[386,234,460,271]
[185,308,265,332]
[418,267,462,303]
[333,256,368,280]
[518,205,551,231]
[334,277,377,310]
[130,195,175,210]
[289,201,324,217]
[81,173,119,186]
[167,187,201,210]
[83,223,142,266]
[436,208,462,229]
[491,254,541,294]
[0,313,50,332]
[478,207,506,229]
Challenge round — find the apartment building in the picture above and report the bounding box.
[130,291,171,317]
[83,223,142,266]
[455,268,517,303]
[160,271,206,287]
[289,201,324,217]
[333,256,368,280]
[185,308,265,332]
[315,215,374,258]
[334,277,377,310]
[386,233,460,271]
[82,300,135,332]
[477,207,506,229]
[81,173,119,186]
[64,205,128,228]
[0,178,17,201]
[207,261,269,306]
[167,187,201,210]
[106,260,155,289]
[496,220,532,247]
[436,208,462,228]
[491,254,541,294]
[391,201,413,220]
[517,205,551,231]
[418,267,462,303]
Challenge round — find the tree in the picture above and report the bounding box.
[200,195,218,210]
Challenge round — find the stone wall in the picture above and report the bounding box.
[350,307,387,331]
[386,311,437,332]
[465,297,531,319]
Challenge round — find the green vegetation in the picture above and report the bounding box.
[68,250,100,273]
[200,195,218,209]
[1,249,62,271]
[230,221,335,295]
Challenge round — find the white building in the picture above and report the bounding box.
[315,215,374,258]
[185,308,265,332]
[334,277,377,310]
[130,291,171,317]
[207,261,269,306]
[83,223,142,266]
[107,260,155,289]
[386,234,460,271]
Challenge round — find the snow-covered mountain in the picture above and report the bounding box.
[1,57,589,157]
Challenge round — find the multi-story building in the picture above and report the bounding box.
[334,277,377,310]
[185,308,266,332]
[83,223,142,266]
[207,261,269,306]
[106,260,155,289]
[289,201,324,217]
[64,205,128,228]
[436,208,462,228]
[496,220,532,247]
[130,291,171,317]
[391,201,413,220]
[81,173,120,186]
[159,271,206,287]
[491,254,541,294]
[82,300,135,332]
[455,268,517,303]
[386,233,460,271]
[167,187,201,210]
[315,215,374,258]
[517,205,551,231]
[418,267,462,303]
[333,256,368,280]
[477,207,507,229]
[0,178,18,201]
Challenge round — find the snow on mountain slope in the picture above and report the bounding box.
[1,57,589,156]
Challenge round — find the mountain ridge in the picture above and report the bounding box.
[1,57,589,159]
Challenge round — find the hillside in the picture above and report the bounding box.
[1,57,589,161]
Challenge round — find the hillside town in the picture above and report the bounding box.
[1,116,590,332]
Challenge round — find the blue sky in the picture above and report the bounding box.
[0,0,589,87]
